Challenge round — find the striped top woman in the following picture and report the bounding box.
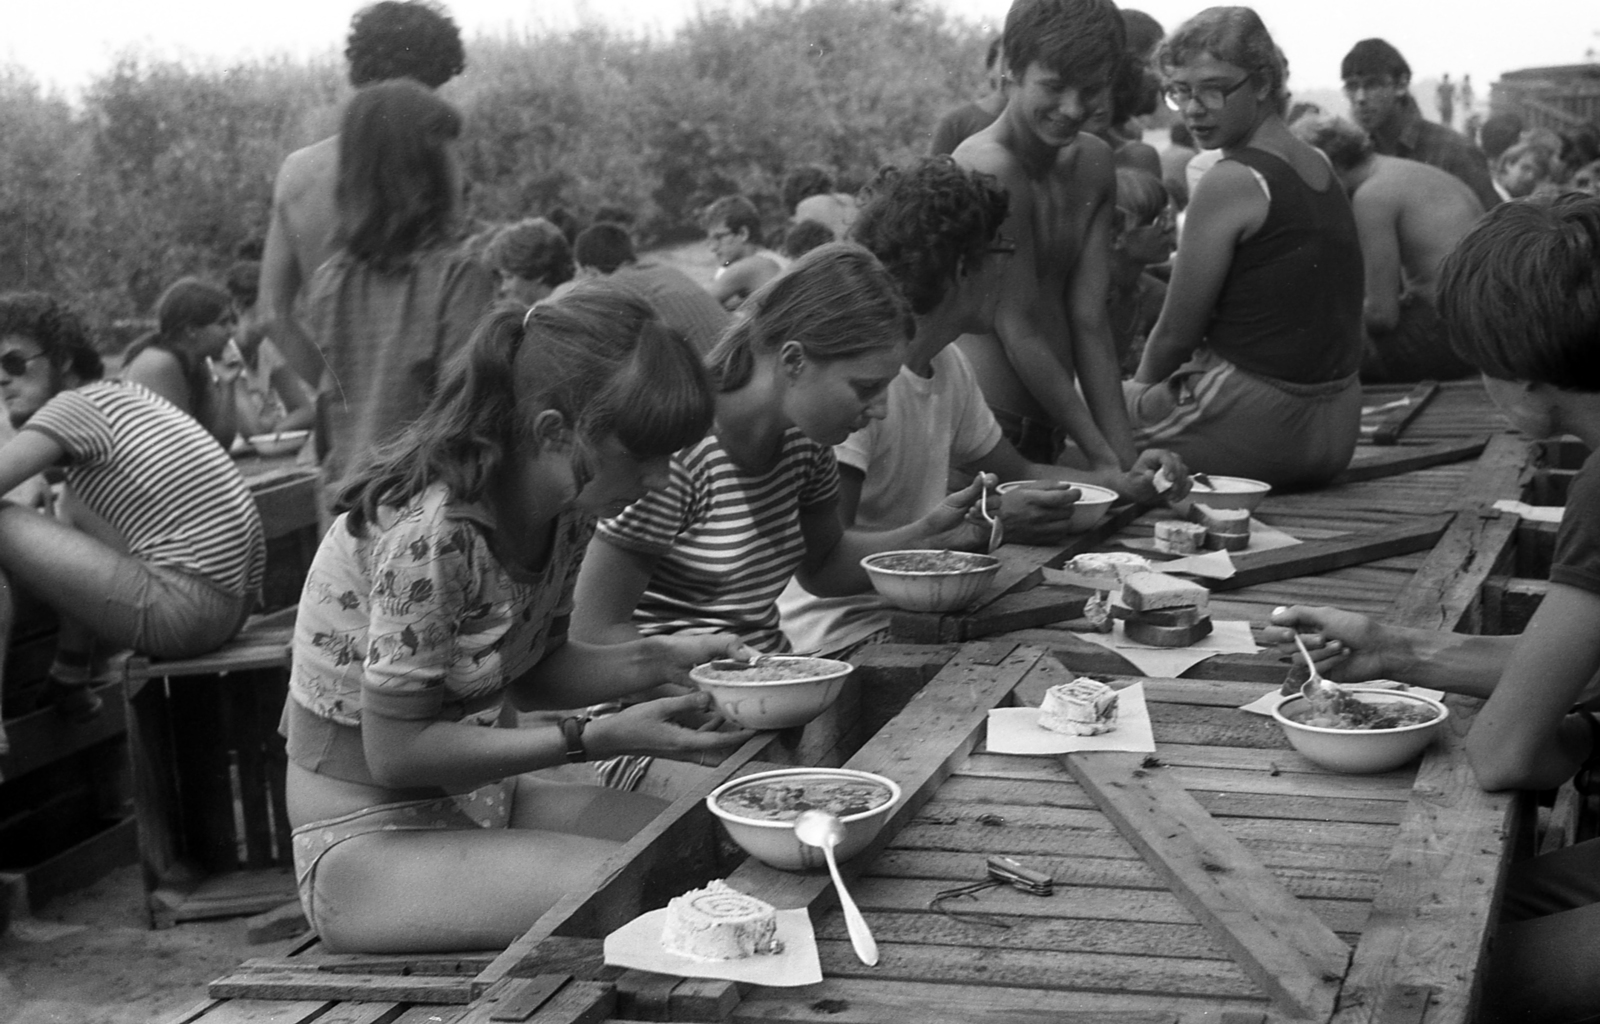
[571,243,991,652]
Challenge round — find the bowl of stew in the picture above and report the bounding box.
[1185,475,1271,512]
[688,656,854,730]
[706,767,902,870]
[997,480,1118,532]
[860,549,1000,612]
[1271,688,1448,774]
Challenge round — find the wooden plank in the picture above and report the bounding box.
[1208,515,1453,593]
[1335,437,1488,484]
[1367,382,1440,445]
[1453,433,1533,512]
[1386,510,1518,632]
[208,968,474,1002]
[0,679,126,783]
[724,643,1038,910]
[177,1000,332,1024]
[669,978,741,1021]
[1061,752,1348,1019]
[523,980,614,1024]
[489,975,571,1022]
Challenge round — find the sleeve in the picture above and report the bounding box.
[358,510,481,721]
[943,350,1005,467]
[594,456,695,557]
[1551,455,1600,597]
[796,441,841,509]
[20,389,114,465]
[437,257,497,365]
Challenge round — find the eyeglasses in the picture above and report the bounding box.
[1163,76,1252,112]
[1343,75,1398,95]
[0,351,47,377]
[986,235,1018,256]
[1122,207,1177,232]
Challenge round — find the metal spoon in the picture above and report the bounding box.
[1292,632,1344,705]
[979,483,1003,553]
[794,809,879,966]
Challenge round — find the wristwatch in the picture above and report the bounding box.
[559,715,589,763]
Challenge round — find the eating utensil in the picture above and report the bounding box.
[794,809,878,966]
[1192,472,1216,490]
[703,653,774,672]
[1292,632,1344,705]
[979,482,1003,553]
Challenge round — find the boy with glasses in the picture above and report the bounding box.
[701,195,788,311]
[1339,38,1498,211]
[951,0,1179,502]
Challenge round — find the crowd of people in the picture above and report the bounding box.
[2,0,1600,1013]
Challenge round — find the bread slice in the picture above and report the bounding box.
[1192,503,1250,532]
[1153,520,1207,555]
[1121,571,1210,613]
[1124,614,1214,647]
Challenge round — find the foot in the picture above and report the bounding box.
[47,679,104,724]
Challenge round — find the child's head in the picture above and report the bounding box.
[1290,113,1374,182]
[338,288,713,531]
[224,261,261,312]
[850,157,1010,317]
[701,195,765,258]
[1112,167,1175,267]
[487,218,574,305]
[573,223,636,275]
[1496,141,1556,199]
[1159,7,1290,117]
[0,292,101,426]
[1437,192,1600,393]
[1004,0,1124,88]
[139,278,234,374]
[781,219,836,260]
[336,78,463,271]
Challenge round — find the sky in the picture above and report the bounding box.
[5,0,1597,101]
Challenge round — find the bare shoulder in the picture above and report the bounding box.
[275,135,339,202]
[953,130,1021,179]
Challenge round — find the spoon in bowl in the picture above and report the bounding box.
[979,482,1003,554]
[1292,632,1345,707]
[794,809,878,966]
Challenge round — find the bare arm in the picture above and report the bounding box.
[1353,194,1403,334]
[708,256,779,309]
[1065,164,1137,467]
[569,536,660,646]
[0,430,65,499]
[259,175,325,387]
[120,349,193,413]
[795,481,990,597]
[1136,160,1266,384]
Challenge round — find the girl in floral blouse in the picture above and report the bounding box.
[284,288,756,953]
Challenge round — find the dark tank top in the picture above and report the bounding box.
[1204,148,1364,385]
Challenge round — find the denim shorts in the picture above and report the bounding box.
[92,560,252,658]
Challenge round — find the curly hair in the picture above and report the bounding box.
[1160,7,1290,117]
[1437,192,1600,391]
[0,292,103,383]
[849,157,1010,316]
[488,218,574,287]
[1290,113,1374,173]
[346,0,466,88]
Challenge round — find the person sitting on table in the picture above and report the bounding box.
[1126,7,1365,489]
[702,195,787,311]
[0,292,265,754]
[285,290,758,954]
[779,158,1188,659]
[1263,192,1600,1024]
[120,277,250,449]
[571,242,993,654]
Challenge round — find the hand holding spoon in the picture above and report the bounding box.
[1293,632,1344,707]
[794,809,878,966]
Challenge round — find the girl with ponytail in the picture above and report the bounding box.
[284,287,757,953]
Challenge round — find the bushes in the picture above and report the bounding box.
[0,0,988,333]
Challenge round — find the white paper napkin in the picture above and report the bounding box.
[1239,680,1447,717]
[1077,619,1259,677]
[604,906,822,986]
[1123,517,1301,559]
[1492,499,1565,524]
[986,682,1155,755]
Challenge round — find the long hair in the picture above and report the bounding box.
[336,286,715,533]
[335,79,463,274]
[123,277,231,383]
[1159,7,1290,116]
[704,242,912,392]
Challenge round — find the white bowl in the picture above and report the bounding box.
[860,549,1000,612]
[997,480,1119,532]
[1271,689,1449,774]
[1187,475,1271,512]
[248,430,311,457]
[706,767,902,871]
[688,656,853,730]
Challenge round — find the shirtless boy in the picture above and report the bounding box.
[953,0,1154,499]
[258,0,466,385]
[1292,113,1484,382]
[703,195,787,310]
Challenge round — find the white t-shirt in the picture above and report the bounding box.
[777,346,1002,654]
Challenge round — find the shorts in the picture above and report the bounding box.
[1124,348,1361,489]
[290,780,513,937]
[92,561,253,659]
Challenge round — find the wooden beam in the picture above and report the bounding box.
[1335,437,1487,485]
[1207,515,1453,593]
[1365,382,1439,446]
[1063,752,1349,1020]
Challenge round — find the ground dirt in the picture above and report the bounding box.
[0,865,293,1024]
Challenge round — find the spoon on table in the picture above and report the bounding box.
[979,482,1003,553]
[794,809,879,966]
[1292,632,1345,706]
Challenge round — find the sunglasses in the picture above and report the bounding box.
[0,351,47,377]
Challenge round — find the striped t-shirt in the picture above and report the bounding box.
[595,428,839,652]
[24,381,266,598]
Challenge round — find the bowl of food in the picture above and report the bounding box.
[688,656,854,730]
[860,549,1000,612]
[1186,475,1271,512]
[1271,688,1448,774]
[707,767,901,870]
[996,480,1119,532]
[248,429,311,457]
